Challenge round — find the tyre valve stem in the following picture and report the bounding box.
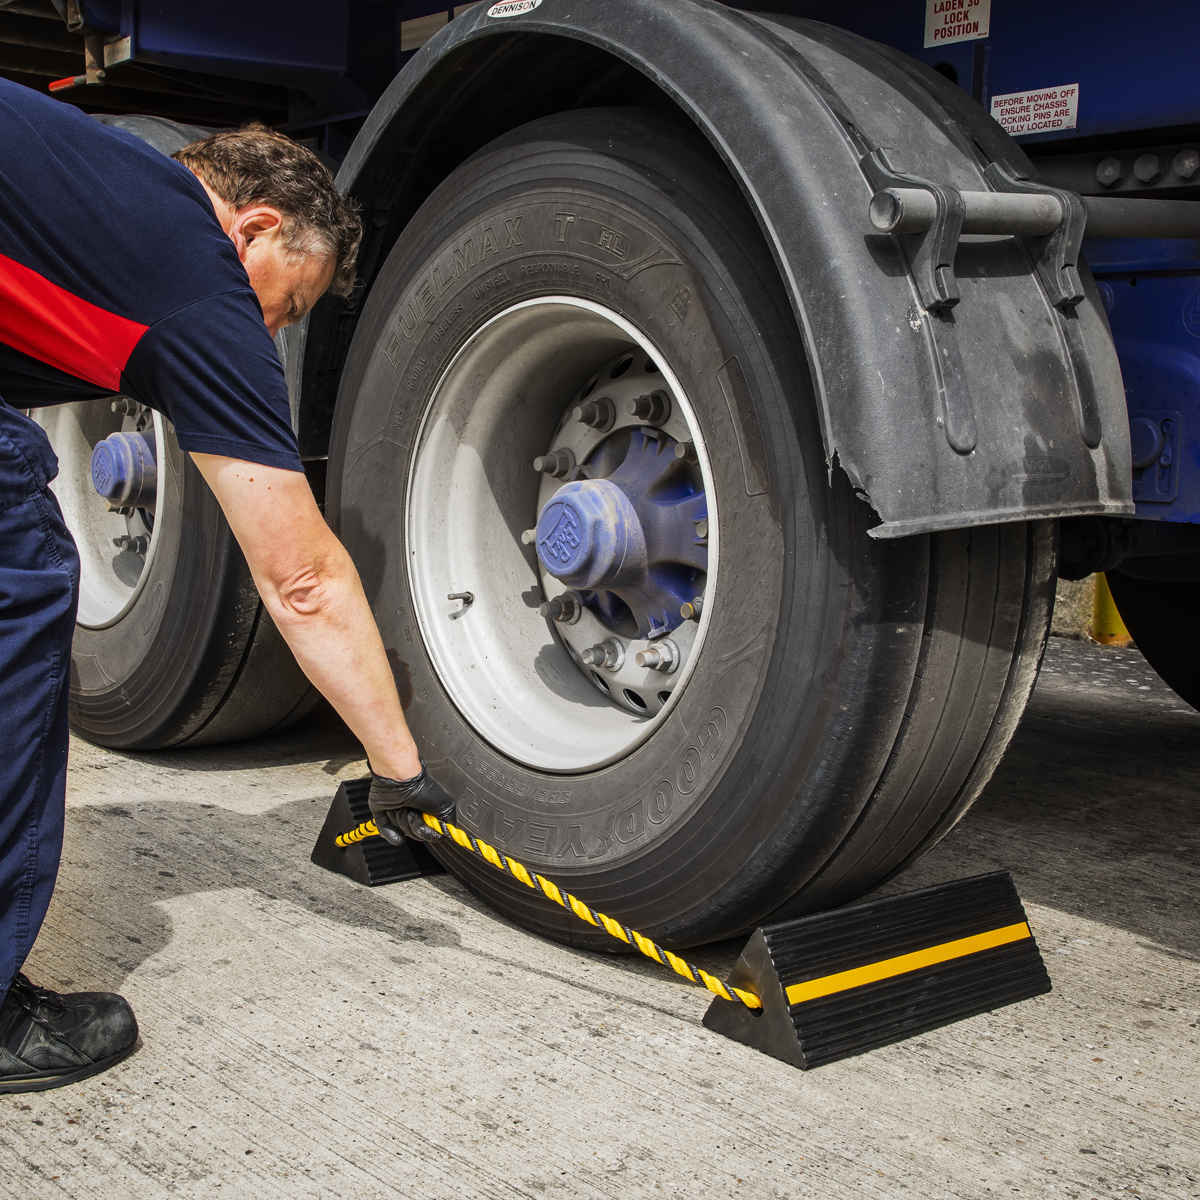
[693,516,709,545]
[680,596,704,621]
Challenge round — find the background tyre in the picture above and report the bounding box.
[29,114,318,750]
[329,108,1056,948]
[32,401,318,748]
[1107,571,1200,710]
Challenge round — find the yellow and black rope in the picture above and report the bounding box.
[335,813,762,1011]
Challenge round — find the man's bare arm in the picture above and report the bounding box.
[190,452,421,781]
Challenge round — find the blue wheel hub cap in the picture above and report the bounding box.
[536,480,647,591]
[535,428,707,639]
[90,431,157,510]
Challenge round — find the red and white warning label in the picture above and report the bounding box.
[990,83,1079,136]
[924,0,990,47]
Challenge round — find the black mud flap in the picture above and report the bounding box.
[311,777,446,887]
[703,871,1050,1069]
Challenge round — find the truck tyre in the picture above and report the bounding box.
[329,108,1056,948]
[1107,572,1200,710]
[30,402,319,749]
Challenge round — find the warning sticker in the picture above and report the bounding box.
[924,0,990,47]
[990,84,1079,137]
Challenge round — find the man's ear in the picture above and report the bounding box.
[229,206,285,262]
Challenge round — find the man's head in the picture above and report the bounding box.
[173,125,362,336]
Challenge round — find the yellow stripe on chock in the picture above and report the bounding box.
[784,921,1032,1007]
[332,813,762,1011]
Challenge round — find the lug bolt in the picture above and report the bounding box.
[1174,149,1199,180]
[625,389,671,426]
[680,596,704,621]
[674,440,699,465]
[539,592,580,623]
[521,528,537,545]
[113,533,149,554]
[110,397,140,416]
[533,447,576,479]
[635,639,680,673]
[1095,157,1127,188]
[1134,152,1163,184]
[581,638,625,671]
[573,396,616,431]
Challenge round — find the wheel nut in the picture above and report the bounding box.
[573,396,616,431]
[581,638,625,670]
[533,447,576,479]
[635,639,679,673]
[674,439,699,464]
[680,596,704,621]
[539,592,580,623]
[625,389,671,425]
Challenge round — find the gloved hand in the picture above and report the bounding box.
[368,762,455,845]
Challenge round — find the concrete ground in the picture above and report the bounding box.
[1,635,1197,1199]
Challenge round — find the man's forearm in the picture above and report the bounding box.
[190,453,421,781]
[265,556,421,781]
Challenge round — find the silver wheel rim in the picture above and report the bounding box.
[31,400,166,630]
[406,298,718,773]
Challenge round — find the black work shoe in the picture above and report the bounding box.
[0,974,139,1093]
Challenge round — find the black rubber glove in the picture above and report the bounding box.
[368,762,455,845]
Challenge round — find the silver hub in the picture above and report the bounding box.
[406,298,717,773]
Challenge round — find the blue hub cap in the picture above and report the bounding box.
[535,428,707,639]
[90,431,157,510]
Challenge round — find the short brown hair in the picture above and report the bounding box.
[174,123,362,298]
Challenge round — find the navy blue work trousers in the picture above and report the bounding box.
[0,402,78,995]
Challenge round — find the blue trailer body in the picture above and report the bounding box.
[52,0,1200,536]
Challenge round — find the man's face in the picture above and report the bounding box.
[220,204,333,333]
[189,173,338,337]
[230,207,336,337]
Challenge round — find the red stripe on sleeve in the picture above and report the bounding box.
[0,252,149,390]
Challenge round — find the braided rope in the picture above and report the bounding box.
[335,815,762,1010]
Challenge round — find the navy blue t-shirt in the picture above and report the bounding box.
[0,78,303,472]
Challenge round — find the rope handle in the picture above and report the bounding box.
[335,815,762,1011]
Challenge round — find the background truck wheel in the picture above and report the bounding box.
[329,108,1057,948]
[1107,572,1200,710]
[31,401,319,749]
